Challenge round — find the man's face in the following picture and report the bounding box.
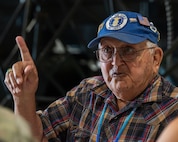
[98,37,161,101]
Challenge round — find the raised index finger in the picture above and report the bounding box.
[15,36,33,62]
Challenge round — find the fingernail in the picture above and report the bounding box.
[15,88,21,93]
[17,78,22,84]
[12,89,16,94]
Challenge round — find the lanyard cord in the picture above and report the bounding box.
[96,103,107,142]
[96,103,137,142]
[114,107,137,141]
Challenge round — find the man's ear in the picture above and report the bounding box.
[153,47,163,70]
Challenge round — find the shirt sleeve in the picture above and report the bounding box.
[37,94,74,141]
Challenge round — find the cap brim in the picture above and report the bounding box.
[87,33,147,49]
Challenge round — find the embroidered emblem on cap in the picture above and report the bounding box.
[150,22,157,33]
[97,22,104,34]
[150,22,160,41]
[106,13,128,30]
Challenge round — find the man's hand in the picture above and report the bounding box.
[4,36,38,99]
[4,36,43,141]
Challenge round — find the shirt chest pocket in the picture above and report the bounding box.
[69,107,93,141]
[101,120,160,142]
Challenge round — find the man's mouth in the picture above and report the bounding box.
[112,72,125,77]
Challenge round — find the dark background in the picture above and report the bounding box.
[1,0,178,110]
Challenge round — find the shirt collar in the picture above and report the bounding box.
[135,74,163,104]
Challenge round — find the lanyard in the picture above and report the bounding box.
[96,103,137,142]
[96,103,107,142]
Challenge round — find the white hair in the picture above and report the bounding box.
[146,40,157,48]
[146,40,157,54]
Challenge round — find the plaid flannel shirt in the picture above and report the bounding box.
[38,75,178,142]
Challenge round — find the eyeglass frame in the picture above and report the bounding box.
[94,46,156,63]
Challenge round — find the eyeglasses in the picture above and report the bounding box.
[94,46,155,63]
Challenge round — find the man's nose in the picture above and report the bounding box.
[111,52,124,65]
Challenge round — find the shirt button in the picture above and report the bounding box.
[114,116,118,120]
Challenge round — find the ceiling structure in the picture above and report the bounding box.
[1,0,178,109]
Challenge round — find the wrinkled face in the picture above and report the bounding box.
[98,37,162,101]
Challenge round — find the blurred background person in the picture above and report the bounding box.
[157,117,178,142]
[0,105,37,142]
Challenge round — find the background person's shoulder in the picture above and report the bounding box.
[0,105,37,142]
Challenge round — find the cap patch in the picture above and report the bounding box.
[138,15,150,26]
[150,22,160,41]
[150,22,157,33]
[97,22,104,34]
[129,18,137,22]
[106,13,128,30]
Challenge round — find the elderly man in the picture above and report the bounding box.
[4,11,178,142]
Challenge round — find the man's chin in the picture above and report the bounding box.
[110,79,127,91]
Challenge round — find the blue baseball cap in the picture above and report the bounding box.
[87,11,160,49]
